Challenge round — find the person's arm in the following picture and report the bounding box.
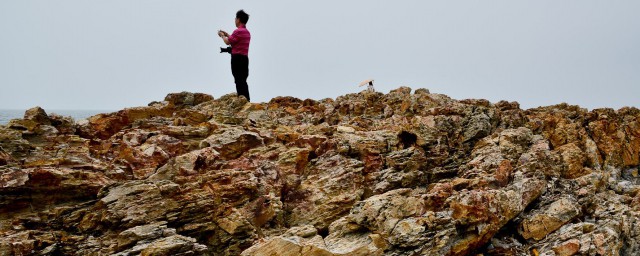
[218,30,231,45]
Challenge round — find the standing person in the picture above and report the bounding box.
[218,10,251,101]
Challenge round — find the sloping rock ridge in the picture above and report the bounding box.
[1,89,639,255]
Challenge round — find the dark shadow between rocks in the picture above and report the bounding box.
[398,131,417,149]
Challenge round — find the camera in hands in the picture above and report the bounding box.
[220,46,232,54]
[217,30,232,54]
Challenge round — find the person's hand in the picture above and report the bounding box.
[218,30,229,37]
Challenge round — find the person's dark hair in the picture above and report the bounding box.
[236,10,249,24]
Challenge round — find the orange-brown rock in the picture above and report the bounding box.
[78,104,175,140]
[556,143,589,178]
[588,107,640,167]
[0,149,10,166]
[164,91,214,108]
[552,239,581,256]
[519,198,580,240]
[1,89,639,255]
[23,106,51,125]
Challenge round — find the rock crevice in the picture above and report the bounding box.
[1,89,639,255]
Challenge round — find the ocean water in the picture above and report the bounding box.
[0,109,112,125]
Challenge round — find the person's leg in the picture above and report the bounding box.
[243,57,249,101]
[231,55,250,101]
[237,55,249,101]
[231,55,240,95]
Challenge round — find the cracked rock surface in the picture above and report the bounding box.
[1,89,639,255]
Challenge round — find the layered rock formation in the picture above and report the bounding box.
[1,89,639,255]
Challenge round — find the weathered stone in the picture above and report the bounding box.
[241,236,334,256]
[114,132,184,179]
[552,239,581,256]
[519,197,580,240]
[442,173,546,255]
[0,231,35,255]
[287,154,366,230]
[373,146,428,193]
[0,127,32,161]
[462,112,492,142]
[0,167,113,215]
[348,189,424,236]
[81,181,180,231]
[0,148,11,166]
[48,113,77,135]
[117,221,169,250]
[7,119,39,132]
[0,90,639,256]
[23,106,51,125]
[199,128,264,159]
[133,235,208,256]
[149,147,220,182]
[324,217,387,255]
[78,103,175,140]
[242,221,385,256]
[164,91,214,108]
[556,143,589,178]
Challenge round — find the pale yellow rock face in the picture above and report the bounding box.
[519,198,580,240]
[0,90,639,255]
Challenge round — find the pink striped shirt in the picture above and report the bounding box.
[228,25,251,56]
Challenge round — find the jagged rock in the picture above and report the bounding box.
[552,238,581,256]
[7,119,39,133]
[462,112,492,142]
[286,154,366,230]
[588,107,640,167]
[80,181,180,230]
[0,127,31,162]
[23,106,51,125]
[164,91,214,108]
[241,236,334,256]
[0,89,639,255]
[199,128,264,159]
[0,167,112,220]
[556,143,589,178]
[0,231,35,255]
[115,234,209,256]
[48,113,77,135]
[148,147,221,182]
[116,221,171,250]
[21,135,103,169]
[0,148,11,166]
[242,223,385,256]
[373,146,428,193]
[441,173,546,255]
[113,131,184,179]
[347,189,424,237]
[519,197,580,240]
[324,217,388,255]
[78,103,175,140]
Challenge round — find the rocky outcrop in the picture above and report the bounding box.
[1,89,639,255]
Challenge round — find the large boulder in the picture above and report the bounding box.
[164,92,214,108]
[23,106,51,125]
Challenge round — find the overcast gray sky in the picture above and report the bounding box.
[1,1,638,111]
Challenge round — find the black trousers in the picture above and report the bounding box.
[231,54,250,101]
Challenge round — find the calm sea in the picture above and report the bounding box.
[0,109,112,125]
